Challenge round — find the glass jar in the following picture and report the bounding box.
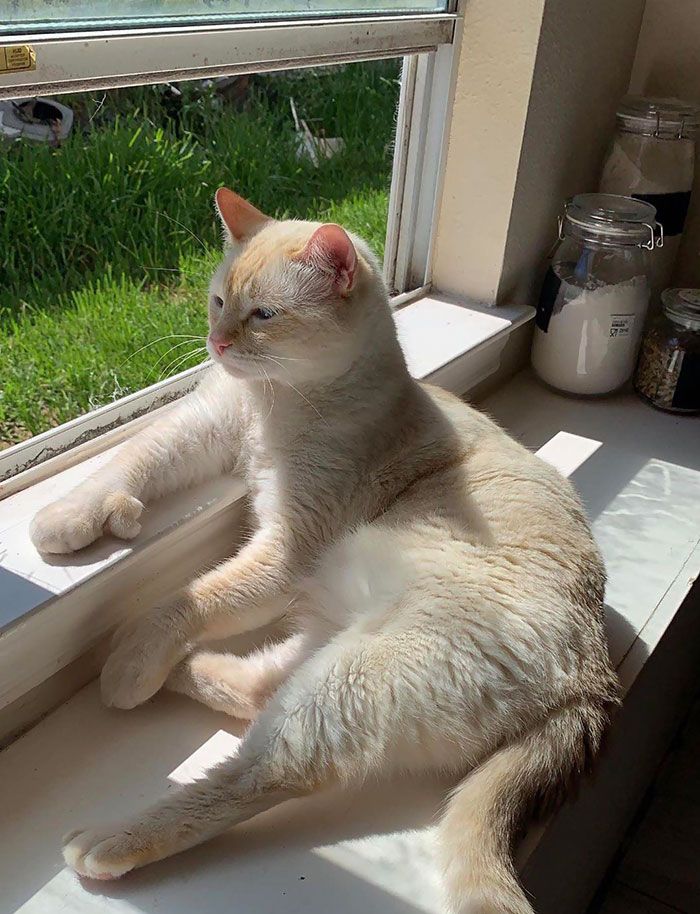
[635,288,700,413]
[600,96,699,306]
[532,193,660,396]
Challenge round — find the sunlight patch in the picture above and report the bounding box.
[168,729,242,785]
[536,431,603,478]
[314,827,441,913]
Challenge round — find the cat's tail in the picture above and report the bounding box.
[438,699,612,914]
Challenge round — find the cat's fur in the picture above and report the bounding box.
[31,188,619,914]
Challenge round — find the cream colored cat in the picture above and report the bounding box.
[31,188,618,914]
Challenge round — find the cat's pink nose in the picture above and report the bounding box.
[211,338,232,357]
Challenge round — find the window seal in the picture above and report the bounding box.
[0,14,457,99]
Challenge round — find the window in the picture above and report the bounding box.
[2,1,448,34]
[1,63,400,444]
[0,4,459,482]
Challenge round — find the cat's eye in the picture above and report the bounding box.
[211,295,224,310]
[251,307,276,321]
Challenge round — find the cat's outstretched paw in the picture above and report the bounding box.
[30,488,143,554]
[63,826,149,880]
[101,609,190,709]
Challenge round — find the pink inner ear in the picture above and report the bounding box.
[215,187,269,241]
[301,224,357,294]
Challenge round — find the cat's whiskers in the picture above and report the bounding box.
[147,338,210,378]
[158,347,209,381]
[163,344,209,373]
[260,365,276,422]
[118,334,206,371]
[258,354,327,425]
[158,351,208,382]
[263,353,309,362]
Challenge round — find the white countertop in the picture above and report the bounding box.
[1,369,698,914]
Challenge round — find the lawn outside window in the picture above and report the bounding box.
[0,7,462,481]
[1,61,402,460]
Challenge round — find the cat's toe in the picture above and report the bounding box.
[104,493,144,540]
[63,827,142,880]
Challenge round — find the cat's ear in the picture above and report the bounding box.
[296,224,357,295]
[214,187,271,243]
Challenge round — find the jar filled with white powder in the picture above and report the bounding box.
[532,194,660,396]
[600,96,699,306]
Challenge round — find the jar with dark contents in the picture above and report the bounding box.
[635,288,700,413]
[600,96,700,308]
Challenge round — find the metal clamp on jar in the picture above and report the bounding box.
[532,193,662,396]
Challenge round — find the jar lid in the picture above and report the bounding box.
[616,95,700,138]
[563,193,659,247]
[661,288,700,330]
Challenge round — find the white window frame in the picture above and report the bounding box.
[0,8,461,486]
[0,14,456,96]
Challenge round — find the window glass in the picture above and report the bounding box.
[1,2,447,36]
[0,60,401,449]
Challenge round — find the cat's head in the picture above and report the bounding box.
[206,187,391,384]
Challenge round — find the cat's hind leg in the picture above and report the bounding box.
[166,634,308,719]
[64,622,466,879]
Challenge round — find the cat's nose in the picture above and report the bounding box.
[211,337,232,357]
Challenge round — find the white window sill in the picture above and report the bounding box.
[1,367,698,914]
[0,295,534,715]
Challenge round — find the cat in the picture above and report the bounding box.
[30,187,619,914]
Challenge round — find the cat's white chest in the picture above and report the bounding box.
[301,523,413,632]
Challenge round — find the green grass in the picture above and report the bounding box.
[0,62,399,447]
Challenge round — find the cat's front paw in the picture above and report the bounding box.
[101,608,190,709]
[63,825,150,880]
[30,487,144,554]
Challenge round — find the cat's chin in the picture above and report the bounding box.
[213,357,260,380]
[220,362,253,380]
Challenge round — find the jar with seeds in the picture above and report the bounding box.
[635,288,700,413]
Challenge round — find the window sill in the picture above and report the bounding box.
[0,294,534,720]
[1,366,698,914]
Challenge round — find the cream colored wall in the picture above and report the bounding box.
[499,0,646,307]
[430,0,646,306]
[629,0,700,287]
[430,0,547,302]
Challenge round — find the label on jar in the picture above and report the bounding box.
[673,350,700,410]
[632,190,692,236]
[535,267,562,333]
[609,313,635,338]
